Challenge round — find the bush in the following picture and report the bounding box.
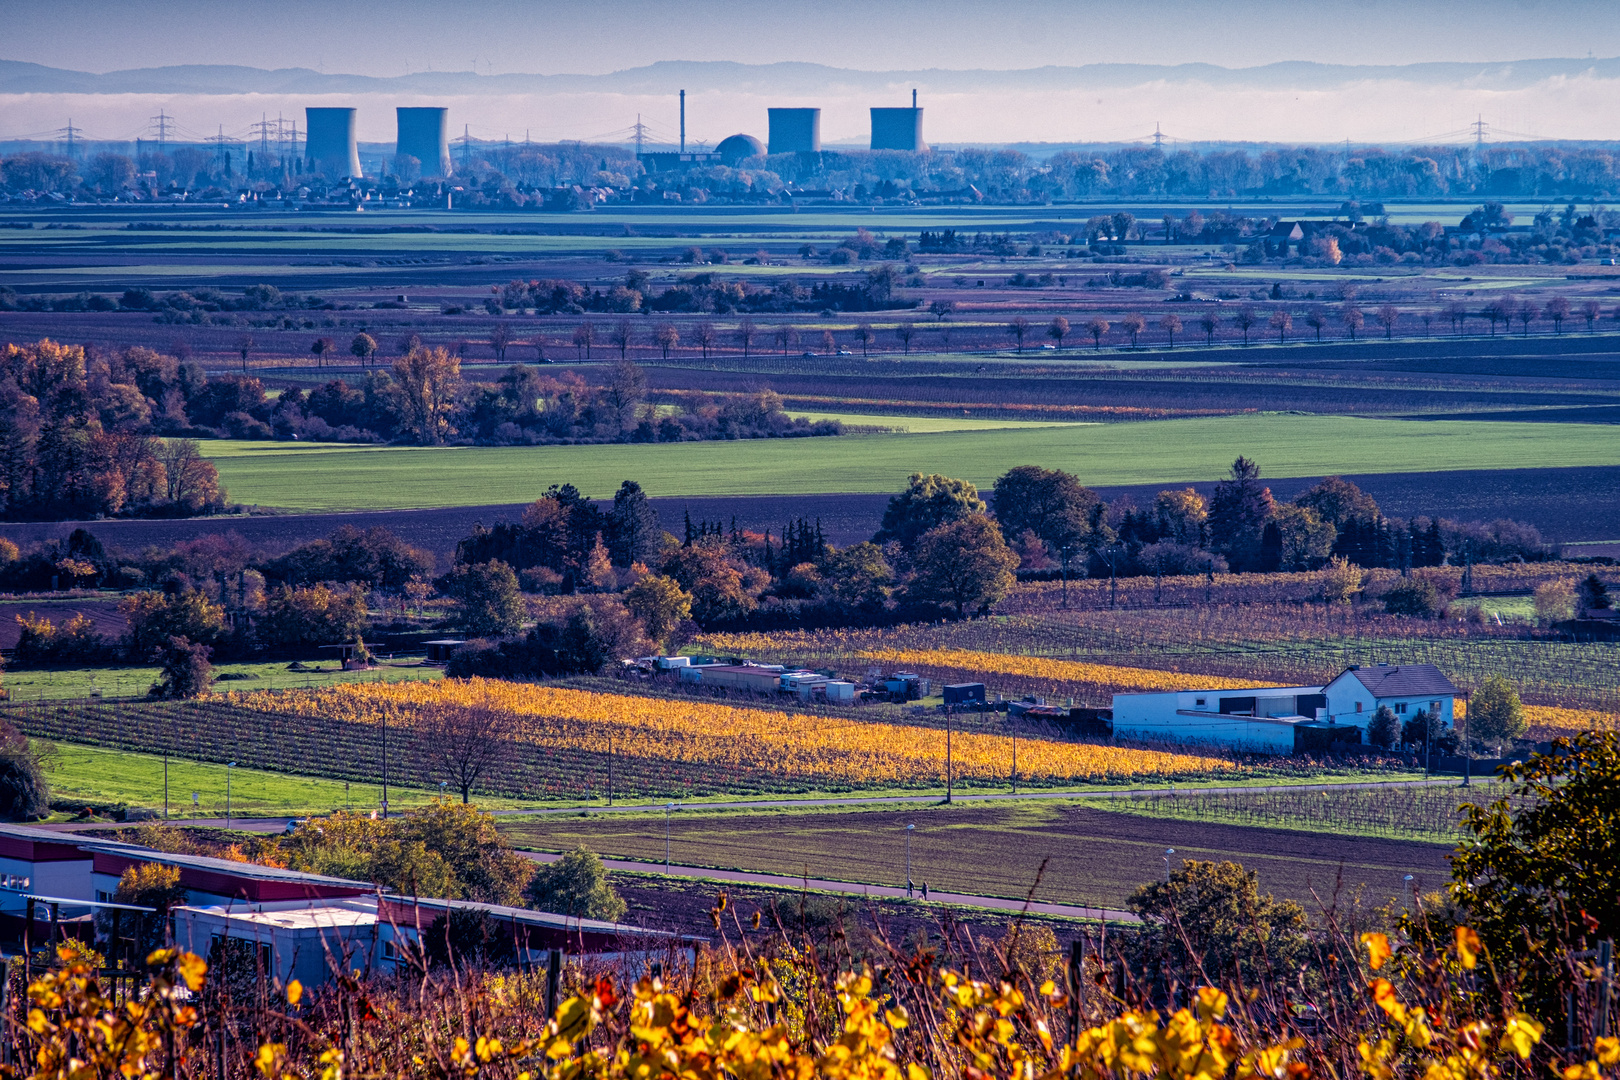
[1368,704,1401,749]
[0,722,49,820]
[523,846,626,922]
[1383,576,1443,617]
[1466,674,1526,749]
[148,635,213,699]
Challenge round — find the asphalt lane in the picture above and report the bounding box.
[521,849,1139,922]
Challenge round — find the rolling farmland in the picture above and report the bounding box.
[197,415,1620,511]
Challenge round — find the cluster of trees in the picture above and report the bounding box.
[16,139,1620,210]
[0,141,637,206]
[1001,460,1545,581]
[3,525,440,690]
[0,282,328,321]
[493,262,913,319]
[0,340,228,520]
[0,339,836,471]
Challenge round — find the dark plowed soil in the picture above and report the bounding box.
[505,803,1454,912]
[6,464,1616,559]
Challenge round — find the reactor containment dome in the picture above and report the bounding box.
[716,133,765,165]
[305,107,362,178]
[767,108,820,154]
[396,107,451,177]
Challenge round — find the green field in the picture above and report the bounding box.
[2,660,443,702]
[201,415,1620,511]
[41,742,500,819]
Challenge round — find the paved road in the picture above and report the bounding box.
[489,775,1489,818]
[521,849,1139,922]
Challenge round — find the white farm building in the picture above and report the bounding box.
[1110,663,1458,753]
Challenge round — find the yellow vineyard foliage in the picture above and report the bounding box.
[1454,700,1618,736]
[700,632,1267,696]
[237,679,1240,785]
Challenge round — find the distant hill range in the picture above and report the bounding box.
[4,57,1620,96]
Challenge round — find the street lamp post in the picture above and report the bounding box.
[906,824,915,897]
[226,762,236,827]
[1164,847,1175,882]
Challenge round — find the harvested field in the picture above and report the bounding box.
[500,802,1455,910]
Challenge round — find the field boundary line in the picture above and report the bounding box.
[492,776,1486,817]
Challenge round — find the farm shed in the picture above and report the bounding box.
[943,683,987,706]
[679,664,783,693]
[424,639,467,664]
[174,895,705,991]
[1110,683,1350,754]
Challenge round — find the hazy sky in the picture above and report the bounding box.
[7,0,1620,75]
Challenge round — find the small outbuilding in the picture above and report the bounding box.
[424,639,467,665]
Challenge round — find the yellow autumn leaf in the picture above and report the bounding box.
[1361,932,1392,971]
[1453,927,1481,970]
[285,979,302,1006]
[1502,1015,1545,1059]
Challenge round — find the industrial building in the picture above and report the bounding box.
[1110,663,1457,754]
[305,107,361,178]
[871,90,927,152]
[767,108,821,154]
[716,133,765,164]
[396,106,452,177]
[0,822,693,992]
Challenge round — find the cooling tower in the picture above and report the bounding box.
[305,107,361,178]
[396,107,452,177]
[767,108,821,154]
[870,108,926,152]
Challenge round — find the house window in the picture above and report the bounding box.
[1430,700,1441,714]
[1194,698,1206,708]
[1395,703,1407,714]
[1355,701,1363,713]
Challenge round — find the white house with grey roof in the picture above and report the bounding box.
[1320,663,1458,728]
[1109,663,1457,754]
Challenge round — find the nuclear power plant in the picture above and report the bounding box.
[871,90,926,152]
[305,107,361,178]
[395,107,451,177]
[767,108,821,154]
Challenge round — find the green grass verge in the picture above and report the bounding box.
[40,742,516,818]
[202,415,1620,511]
[4,660,443,702]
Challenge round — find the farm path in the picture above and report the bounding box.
[520,849,1139,923]
[491,774,1484,818]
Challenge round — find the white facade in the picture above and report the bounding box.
[1111,664,1458,754]
[1109,685,1335,753]
[1322,668,1455,728]
[175,899,385,988]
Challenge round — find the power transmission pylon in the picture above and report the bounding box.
[60,119,82,158]
[148,110,172,146]
[1152,122,1163,149]
[1473,115,1488,149]
[632,114,650,155]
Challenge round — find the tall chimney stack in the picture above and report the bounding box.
[680,89,686,153]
